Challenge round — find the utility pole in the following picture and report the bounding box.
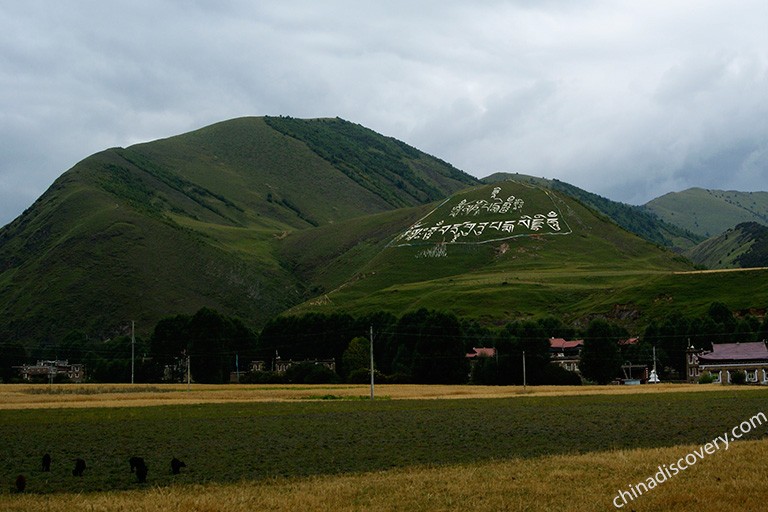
[131,321,135,384]
[522,350,527,391]
[370,325,375,401]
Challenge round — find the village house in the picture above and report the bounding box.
[14,360,85,383]
[464,347,496,379]
[548,337,583,373]
[687,341,768,384]
[249,357,336,374]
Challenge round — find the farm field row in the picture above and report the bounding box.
[1,386,766,497]
[0,382,755,410]
[4,438,768,511]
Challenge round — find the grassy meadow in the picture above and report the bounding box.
[1,384,767,510]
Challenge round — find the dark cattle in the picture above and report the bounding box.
[129,457,145,473]
[42,453,51,472]
[15,475,26,493]
[171,457,186,475]
[135,461,148,483]
[72,458,86,477]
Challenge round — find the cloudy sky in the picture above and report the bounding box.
[1,1,766,226]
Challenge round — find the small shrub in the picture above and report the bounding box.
[730,370,747,385]
[698,372,715,384]
[240,371,286,384]
[285,362,340,384]
[540,364,582,385]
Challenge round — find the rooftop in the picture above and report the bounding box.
[466,347,496,358]
[549,338,584,350]
[698,341,768,362]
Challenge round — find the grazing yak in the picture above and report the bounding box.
[72,458,86,477]
[130,457,148,483]
[171,457,186,475]
[129,457,145,473]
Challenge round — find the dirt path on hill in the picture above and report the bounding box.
[674,266,768,274]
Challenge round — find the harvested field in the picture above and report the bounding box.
[0,382,755,410]
[1,384,766,510]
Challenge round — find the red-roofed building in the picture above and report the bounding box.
[549,338,584,373]
[687,341,768,384]
[465,347,496,378]
[466,347,496,359]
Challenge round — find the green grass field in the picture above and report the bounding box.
[2,387,766,495]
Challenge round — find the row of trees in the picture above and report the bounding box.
[6,301,767,384]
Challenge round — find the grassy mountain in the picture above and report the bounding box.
[645,188,768,238]
[685,222,768,269]
[484,173,704,250]
[286,180,715,326]
[0,117,476,346]
[287,180,768,328]
[4,116,768,353]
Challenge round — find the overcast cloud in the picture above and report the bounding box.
[1,0,766,226]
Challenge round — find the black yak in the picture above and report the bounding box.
[15,475,26,493]
[72,458,86,477]
[135,462,148,483]
[130,457,148,483]
[171,457,186,475]
[129,457,145,473]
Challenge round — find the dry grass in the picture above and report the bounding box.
[4,439,767,511]
[0,382,759,410]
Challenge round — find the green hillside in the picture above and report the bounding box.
[686,222,768,269]
[3,116,768,355]
[645,188,768,238]
[484,173,704,250]
[0,117,476,346]
[286,181,724,325]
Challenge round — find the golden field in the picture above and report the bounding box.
[1,383,767,511]
[0,382,759,410]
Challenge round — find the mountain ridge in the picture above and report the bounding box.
[1,116,767,352]
[0,116,476,346]
[644,188,768,239]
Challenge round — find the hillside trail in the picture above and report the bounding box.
[674,267,768,274]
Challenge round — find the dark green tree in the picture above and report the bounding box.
[390,309,431,377]
[59,331,88,362]
[470,353,499,385]
[342,336,370,380]
[734,316,760,342]
[579,319,623,384]
[410,310,468,384]
[759,316,768,341]
[0,341,27,382]
[187,308,257,384]
[85,335,139,382]
[708,302,736,341]
[284,361,339,384]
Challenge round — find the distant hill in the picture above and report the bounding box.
[484,173,704,250]
[685,222,768,269]
[645,188,768,238]
[0,117,476,346]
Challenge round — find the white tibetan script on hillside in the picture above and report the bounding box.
[449,187,525,217]
[390,185,572,247]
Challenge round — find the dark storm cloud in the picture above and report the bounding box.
[0,1,766,225]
